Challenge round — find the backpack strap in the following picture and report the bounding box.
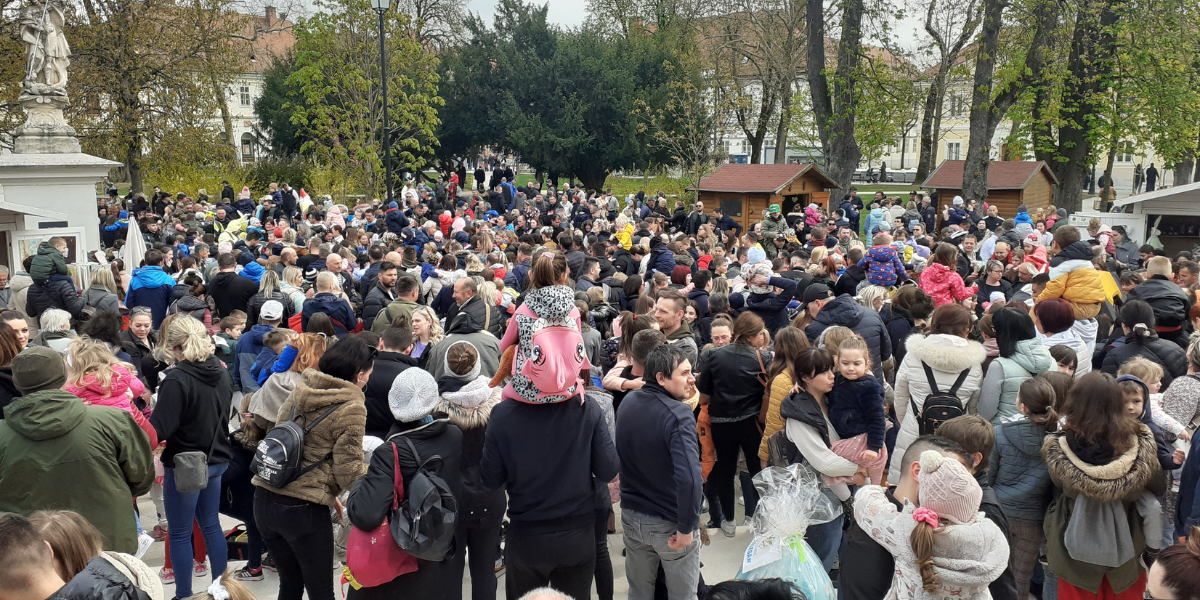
[921,362,942,395]
[946,368,971,396]
[298,402,345,433]
[399,434,443,472]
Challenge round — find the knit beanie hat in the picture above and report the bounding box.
[389,368,440,423]
[12,346,67,394]
[746,246,766,265]
[916,450,981,525]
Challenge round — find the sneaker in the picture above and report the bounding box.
[136,534,154,560]
[193,561,208,577]
[150,525,168,541]
[494,556,505,576]
[740,516,753,527]
[159,567,175,584]
[233,567,264,582]
[705,519,720,530]
[721,520,737,538]
[261,555,277,572]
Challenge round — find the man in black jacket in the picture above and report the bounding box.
[362,327,417,437]
[445,278,502,339]
[208,253,259,319]
[841,436,976,600]
[361,262,397,331]
[616,344,703,600]
[480,356,620,600]
[1129,256,1194,349]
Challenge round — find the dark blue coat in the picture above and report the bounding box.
[827,373,886,452]
[987,419,1053,522]
[744,277,799,334]
[385,208,408,233]
[301,292,356,337]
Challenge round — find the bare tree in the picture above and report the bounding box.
[807,0,865,189]
[912,0,982,183]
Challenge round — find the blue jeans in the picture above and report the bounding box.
[806,515,844,574]
[164,462,229,598]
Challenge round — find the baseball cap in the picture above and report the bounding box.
[799,283,833,309]
[769,204,781,214]
[261,300,284,321]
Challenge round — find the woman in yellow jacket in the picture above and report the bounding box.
[757,327,811,462]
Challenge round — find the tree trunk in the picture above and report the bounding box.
[1047,0,1119,214]
[915,71,944,183]
[806,0,831,152]
[209,73,236,155]
[1175,161,1193,187]
[576,169,610,194]
[825,0,865,189]
[962,0,1057,204]
[774,78,793,164]
[118,79,144,193]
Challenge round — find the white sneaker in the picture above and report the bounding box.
[135,534,154,559]
[721,520,737,538]
[740,516,753,527]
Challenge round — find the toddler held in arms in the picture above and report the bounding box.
[825,336,888,485]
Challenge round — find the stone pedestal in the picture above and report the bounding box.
[0,153,120,265]
[13,93,80,154]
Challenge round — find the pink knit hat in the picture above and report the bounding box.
[916,450,981,525]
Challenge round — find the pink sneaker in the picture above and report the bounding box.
[193,561,208,577]
[159,567,175,584]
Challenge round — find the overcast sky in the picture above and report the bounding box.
[465,0,587,28]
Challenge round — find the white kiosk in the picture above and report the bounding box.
[1069,181,1200,253]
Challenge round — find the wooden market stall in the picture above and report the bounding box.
[922,160,1059,218]
[1108,181,1200,255]
[694,164,839,233]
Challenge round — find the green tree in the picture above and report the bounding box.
[253,52,306,156]
[288,0,442,197]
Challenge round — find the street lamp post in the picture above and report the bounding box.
[370,0,393,202]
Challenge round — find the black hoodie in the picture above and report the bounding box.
[149,356,235,468]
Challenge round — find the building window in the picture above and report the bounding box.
[241,132,255,160]
[239,86,251,106]
[946,141,962,161]
[1117,142,1135,164]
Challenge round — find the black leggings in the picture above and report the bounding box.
[451,511,504,600]
[594,509,614,600]
[253,488,334,600]
[711,417,763,522]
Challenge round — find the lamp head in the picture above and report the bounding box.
[369,0,390,11]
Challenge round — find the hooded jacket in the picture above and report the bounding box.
[437,377,506,519]
[30,241,68,283]
[48,552,164,600]
[301,292,356,337]
[83,285,120,316]
[363,351,418,438]
[1037,241,1106,319]
[167,294,214,333]
[805,295,891,379]
[150,357,234,470]
[254,369,367,506]
[988,417,1055,521]
[447,294,503,339]
[978,339,1056,425]
[889,333,986,483]
[647,238,676,276]
[27,275,85,320]
[246,290,292,330]
[853,485,1009,600]
[860,245,907,287]
[864,208,886,237]
[234,324,273,392]
[0,390,154,554]
[918,263,978,307]
[1042,426,1164,594]
[429,312,501,382]
[126,266,176,327]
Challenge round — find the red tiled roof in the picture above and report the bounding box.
[696,163,838,193]
[922,160,1060,190]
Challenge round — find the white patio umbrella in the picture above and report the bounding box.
[124,215,146,277]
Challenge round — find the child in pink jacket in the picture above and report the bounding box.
[64,339,158,448]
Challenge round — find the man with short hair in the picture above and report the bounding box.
[1177,259,1199,289]
[576,258,600,292]
[1129,256,1193,348]
[362,261,398,330]
[363,327,418,437]
[371,275,421,334]
[426,295,501,381]
[209,253,259,319]
[711,207,742,240]
[302,271,356,336]
[325,253,360,305]
[0,513,67,600]
[839,436,974,600]
[654,289,698,368]
[125,249,176,327]
[617,344,703,600]
[506,244,534,293]
[983,204,1004,232]
[446,278,502,338]
[803,283,890,379]
[0,348,154,554]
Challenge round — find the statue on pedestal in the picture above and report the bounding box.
[14,0,80,154]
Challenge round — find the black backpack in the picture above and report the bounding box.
[390,436,458,561]
[251,402,345,488]
[912,362,969,436]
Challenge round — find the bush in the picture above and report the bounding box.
[249,156,310,192]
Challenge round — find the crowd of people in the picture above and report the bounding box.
[3,173,1200,600]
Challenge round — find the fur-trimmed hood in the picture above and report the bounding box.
[1042,425,1160,502]
[903,333,987,372]
[437,377,498,430]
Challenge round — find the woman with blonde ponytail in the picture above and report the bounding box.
[853,449,1009,600]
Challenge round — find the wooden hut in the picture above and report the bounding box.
[694,164,839,233]
[922,160,1059,218]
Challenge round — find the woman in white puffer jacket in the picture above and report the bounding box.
[889,303,987,483]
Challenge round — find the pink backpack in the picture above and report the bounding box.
[520,323,590,400]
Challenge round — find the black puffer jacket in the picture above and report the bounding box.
[1128,275,1191,331]
[879,304,920,367]
[1100,331,1188,388]
[246,290,293,327]
[805,295,891,379]
[26,277,85,320]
